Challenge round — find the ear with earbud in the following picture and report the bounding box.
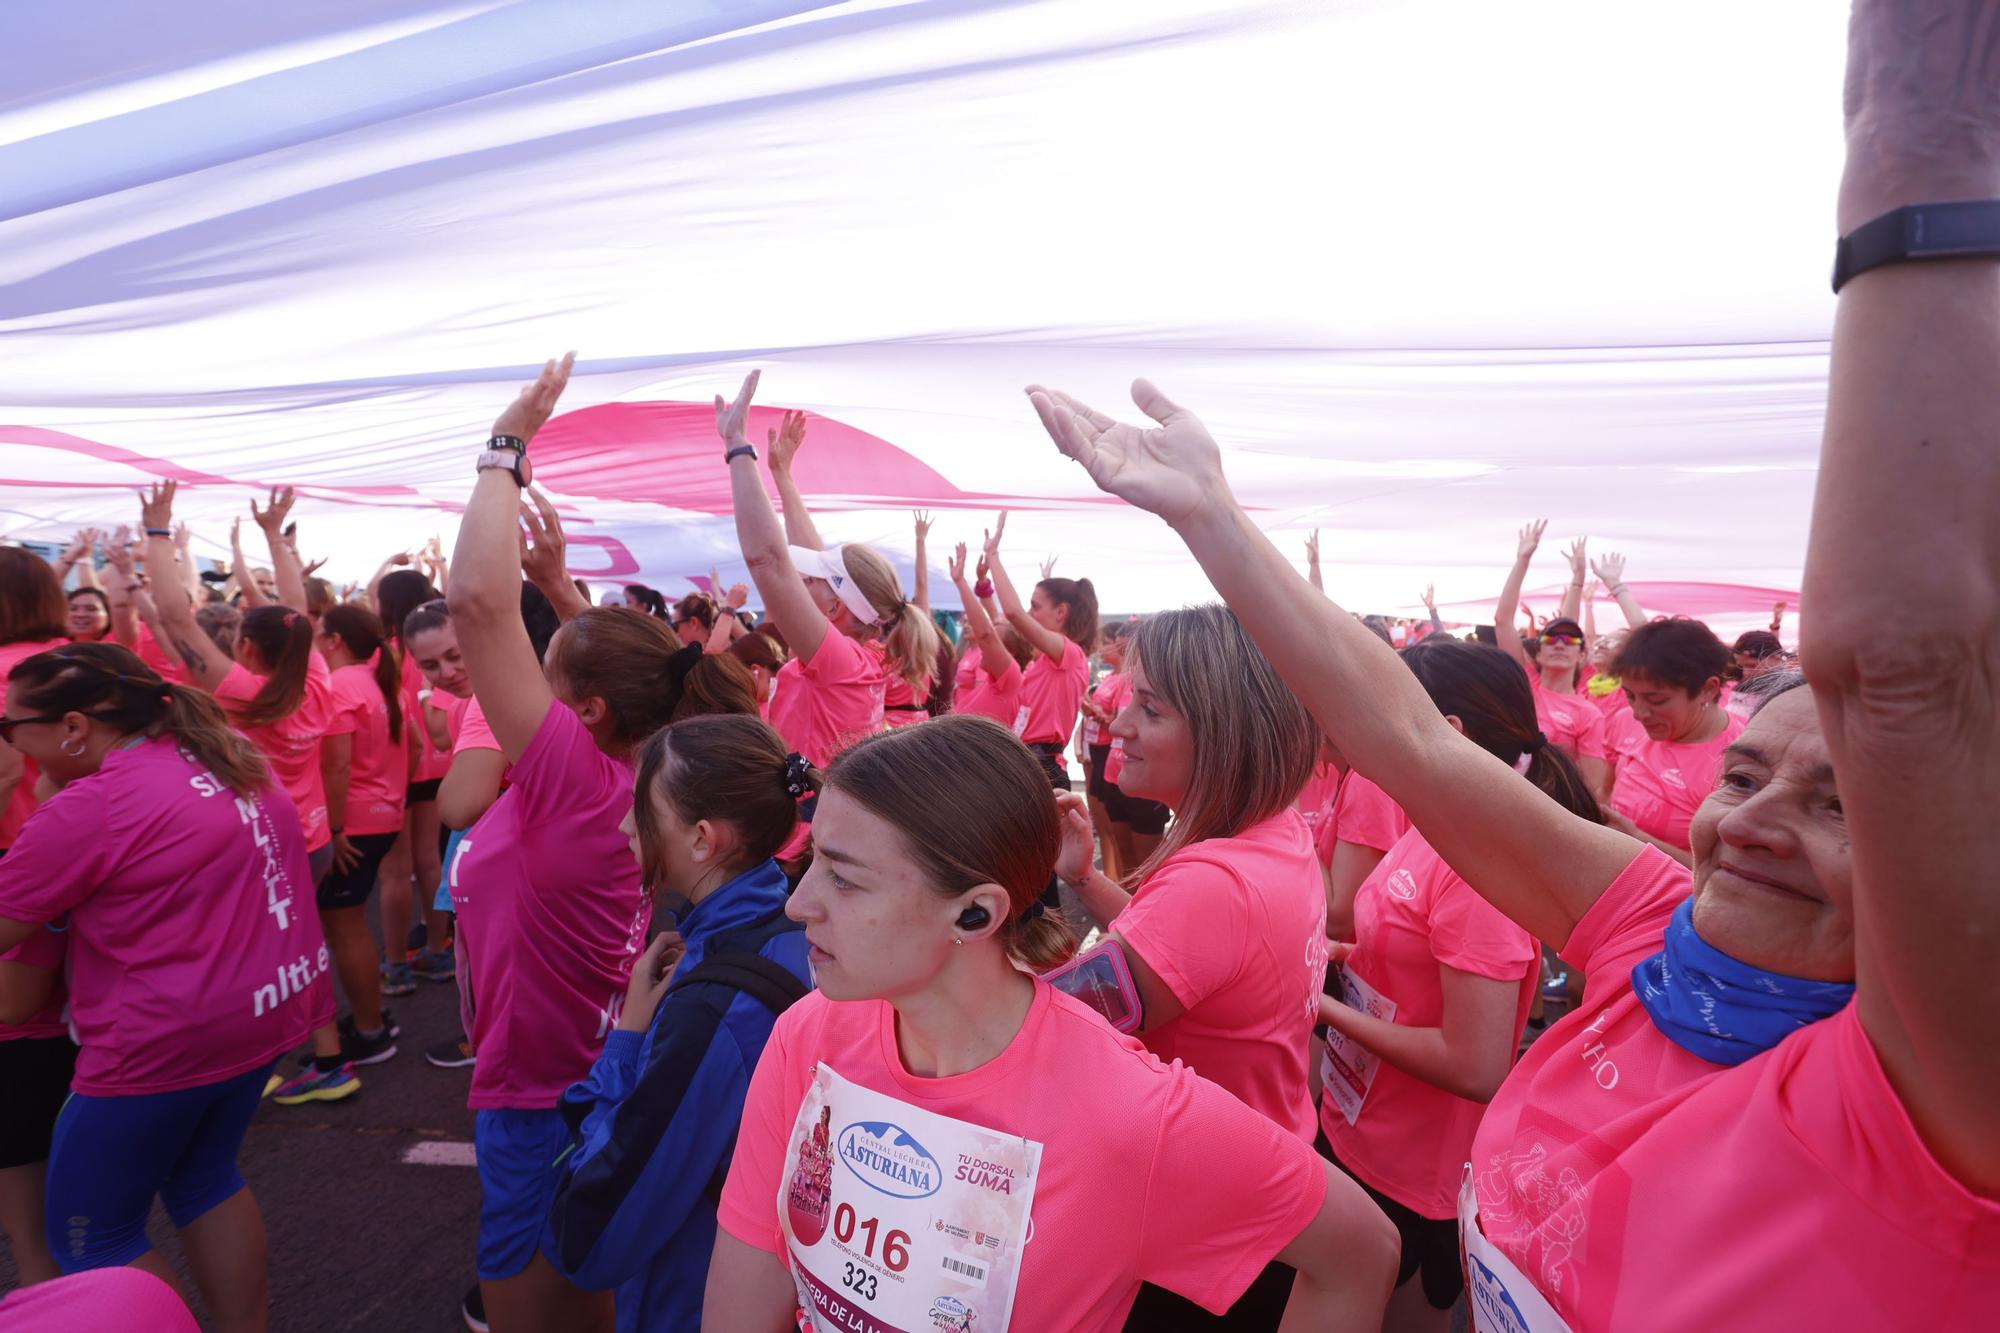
[955,905,991,932]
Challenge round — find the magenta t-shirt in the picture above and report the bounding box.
[1017,637,1089,751]
[1608,712,1747,850]
[450,701,650,1110]
[0,921,68,1042]
[1322,828,1539,1218]
[0,738,331,1094]
[0,636,66,848]
[765,629,885,768]
[0,1268,199,1332]
[1114,809,1329,1141]
[326,662,408,836]
[216,652,335,851]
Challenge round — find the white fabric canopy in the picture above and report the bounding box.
[0,0,1844,625]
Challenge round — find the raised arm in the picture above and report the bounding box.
[423,535,450,594]
[250,488,310,613]
[447,356,570,764]
[174,522,202,602]
[912,511,932,614]
[52,528,98,588]
[1305,529,1323,593]
[101,528,141,647]
[1027,381,1637,948]
[765,409,825,551]
[1582,580,1599,645]
[705,579,749,655]
[367,551,411,610]
[1420,583,1444,635]
[1558,538,1588,621]
[947,543,1008,673]
[1805,0,2000,1194]
[517,488,591,625]
[226,517,264,607]
[1588,550,1647,630]
[984,516,1066,663]
[719,372,833,666]
[1494,521,1546,677]
[136,485,235,692]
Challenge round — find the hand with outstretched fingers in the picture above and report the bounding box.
[1025,379,1228,526]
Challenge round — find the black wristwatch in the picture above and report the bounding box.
[477,434,531,487]
[1832,200,2000,292]
[724,441,758,465]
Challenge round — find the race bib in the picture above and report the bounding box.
[1459,1167,1574,1333]
[1318,966,1396,1126]
[781,1064,1042,1333]
[1011,705,1031,738]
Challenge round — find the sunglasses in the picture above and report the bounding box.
[0,713,65,744]
[1540,633,1582,647]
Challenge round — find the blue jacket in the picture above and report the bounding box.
[544,859,810,1333]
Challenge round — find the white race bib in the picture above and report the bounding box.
[1458,1167,1575,1333]
[1318,966,1396,1126]
[1011,705,1031,738]
[780,1063,1042,1333]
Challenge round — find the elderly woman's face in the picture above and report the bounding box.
[1687,688,1853,982]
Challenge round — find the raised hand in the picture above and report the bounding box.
[948,542,969,584]
[494,352,576,445]
[1039,554,1058,580]
[1772,599,1789,622]
[1564,537,1588,582]
[768,408,807,471]
[173,521,193,550]
[975,552,990,585]
[518,488,568,586]
[139,480,177,532]
[1305,529,1321,566]
[1026,379,1226,526]
[725,583,749,610]
[1516,520,1548,561]
[250,486,295,536]
[105,525,138,578]
[1590,550,1628,587]
[982,510,1008,561]
[1421,583,1437,611]
[302,557,329,579]
[913,510,933,541]
[715,369,762,446]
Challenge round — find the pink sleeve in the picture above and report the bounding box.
[453,698,500,756]
[0,788,115,924]
[716,1004,804,1254]
[1428,876,1538,980]
[0,1268,200,1333]
[1560,847,1691,983]
[323,674,361,737]
[798,628,865,683]
[505,702,627,824]
[1137,1067,1329,1310]
[1572,707,1608,761]
[1334,776,1408,853]
[1115,857,1251,1012]
[2,921,65,969]
[213,661,259,705]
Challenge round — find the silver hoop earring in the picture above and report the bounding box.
[60,736,86,757]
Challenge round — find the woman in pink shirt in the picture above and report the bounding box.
[0,918,70,1288]
[944,542,1031,729]
[0,550,71,859]
[705,715,1397,1333]
[1603,618,1746,863]
[720,376,936,768]
[1318,639,1602,1331]
[0,642,330,1333]
[725,628,786,722]
[1050,604,1329,1330]
[374,569,451,998]
[1494,523,1613,801]
[983,514,1096,788]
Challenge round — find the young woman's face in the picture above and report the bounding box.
[622,589,648,612]
[66,593,109,641]
[1028,585,1068,637]
[1100,636,1127,669]
[1107,660,1194,806]
[1591,633,1626,672]
[786,788,962,1002]
[1621,671,1716,743]
[1687,688,1853,982]
[622,783,708,904]
[407,624,472,697]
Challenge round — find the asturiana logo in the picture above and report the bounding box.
[838,1121,942,1199]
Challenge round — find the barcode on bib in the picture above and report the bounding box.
[940,1254,988,1285]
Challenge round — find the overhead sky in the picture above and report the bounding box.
[0,1,1846,627]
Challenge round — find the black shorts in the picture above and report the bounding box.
[317,831,401,911]
[1317,1128,1462,1310]
[407,778,442,804]
[1026,742,1073,792]
[1086,744,1115,804]
[0,1036,79,1169]
[1096,758,1170,835]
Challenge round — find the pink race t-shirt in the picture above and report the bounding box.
[0,921,68,1041]
[326,663,408,837]
[434,688,473,747]
[0,738,331,1094]
[216,652,335,851]
[403,650,453,783]
[1017,637,1088,753]
[1330,772,1410,854]
[451,701,649,1110]
[1521,1004,2000,1330]
[453,693,500,756]
[1535,683,1608,761]
[1608,712,1746,850]
[1113,809,1329,1140]
[1321,829,1539,1218]
[131,624,189,686]
[956,650,1024,727]
[0,1268,200,1333]
[1296,760,1343,849]
[0,636,66,848]
[718,983,1329,1329]
[766,629,886,768]
[1082,670,1124,747]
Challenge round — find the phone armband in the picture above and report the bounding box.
[1041,939,1144,1034]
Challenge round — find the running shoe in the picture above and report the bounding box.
[270,1062,361,1105]
[381,962,417,997]
[340,1007,402,1041]
[340,1024,398,1067]
[411,949,457,984]
[426,1037,476,1069]
[405,922,429,959]
[462,1283,489,1333]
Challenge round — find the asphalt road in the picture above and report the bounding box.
[0,964,484,1332]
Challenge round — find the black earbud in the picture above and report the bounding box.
[955,905,991,932]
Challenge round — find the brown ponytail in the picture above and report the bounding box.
[1037,576,1099,652]
[7,643,269,795]
[824,715,1078,970]
[231,605,315,729]
[879,597,941,701]
[319,604,403,741]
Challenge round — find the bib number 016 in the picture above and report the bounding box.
[833,1202,911,1278]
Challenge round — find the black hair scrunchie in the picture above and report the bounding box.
[1524,731,1549,754]
[663,642,705,696]
[783,752,818,799]
[1023,899,1047,922]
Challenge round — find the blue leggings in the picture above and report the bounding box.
[45,1060,277,1272]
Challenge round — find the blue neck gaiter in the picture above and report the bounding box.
[1632,899,1855,1066]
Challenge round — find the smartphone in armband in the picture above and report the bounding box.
[1041,939,1144,1034]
